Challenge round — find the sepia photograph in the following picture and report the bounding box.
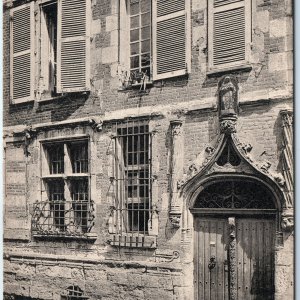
[2,0,294,299]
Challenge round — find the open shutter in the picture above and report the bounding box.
[208,0,251,70]
[153,0,191,80]
[57,0,90,93]
[10,2,35,104]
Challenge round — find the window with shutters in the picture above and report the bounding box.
[118,0,191,89]
[32,139,95,238]
[9,0,91,104]
[208,0,252,71]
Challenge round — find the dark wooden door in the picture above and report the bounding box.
[194,217,275,300]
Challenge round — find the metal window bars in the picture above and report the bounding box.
[61,285,89,300]
[112,120,152,236]
[32,199,95,236]
[35,139,94,237]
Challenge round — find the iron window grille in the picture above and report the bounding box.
[112,120,153,236]
[32,139,95,237]
[61,285,89,300]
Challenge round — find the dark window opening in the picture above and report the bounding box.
[41,2,58,96]
[115,121,152,234]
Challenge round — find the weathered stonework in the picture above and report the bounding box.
[3,0,293,299]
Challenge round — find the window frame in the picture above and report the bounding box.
[208,0,252,72]
[36,136,92,236]
[118,0,191,88]
[113,120,153,236]
[39,0,58,98]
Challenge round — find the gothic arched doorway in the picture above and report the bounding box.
[192,179,277,300]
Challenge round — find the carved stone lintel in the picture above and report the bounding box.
[89,117,103,132]
[170,214,181,228]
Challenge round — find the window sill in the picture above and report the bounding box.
[207,64,252,77]
[118,82,153,93]
[42,173,89,179]
[32,231,98,241]
[109,234,157,248]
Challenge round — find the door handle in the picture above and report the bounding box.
[208,256,216,270]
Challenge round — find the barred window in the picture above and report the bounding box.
[113,121,152,235]
[61,285,88,300]
[32,138,95,237]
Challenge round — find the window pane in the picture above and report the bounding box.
[141,12,150,26]
[141,53,150,67]
[130,1,139,15]
[69,141,88,173]
[47,144,64,174]
[130,15,139,28]
[141,26,150,39]
[141,0,151,13]
[130,42,139,55]
[130,56,140,69]
[130,29,139,42]
[141,39,150,53]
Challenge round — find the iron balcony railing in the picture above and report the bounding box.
[31,200,95,237]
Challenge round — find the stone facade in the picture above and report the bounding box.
[3,0,293,299]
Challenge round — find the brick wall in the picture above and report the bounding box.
[3,0,293,127]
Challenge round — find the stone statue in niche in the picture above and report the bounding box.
[218,75,239,117]
[218,75,239,135]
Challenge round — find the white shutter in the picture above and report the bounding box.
[208,0,251,70]
[57,0,90,93]
[10,2,35,104]
[153,0,191,80]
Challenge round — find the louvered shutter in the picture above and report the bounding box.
[153,0,191,80]
[57,0,90,93]
[10,2,35,104]
[208,0,251,70]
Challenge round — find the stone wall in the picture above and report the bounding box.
[3,0,294,299]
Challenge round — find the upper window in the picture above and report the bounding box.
[119,0,191,87]
[208,0,251,71]
[40,1,58,97]
[130,0,152,84]
[10,0,91,104]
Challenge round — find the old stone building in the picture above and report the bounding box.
[3,0,293,299]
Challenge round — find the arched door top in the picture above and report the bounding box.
[193,179,275,210]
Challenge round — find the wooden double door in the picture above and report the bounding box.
[194,216,275,300]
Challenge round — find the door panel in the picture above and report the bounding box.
[194,217,275,300]
[236,219,275,300]
[194,218,229,300]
